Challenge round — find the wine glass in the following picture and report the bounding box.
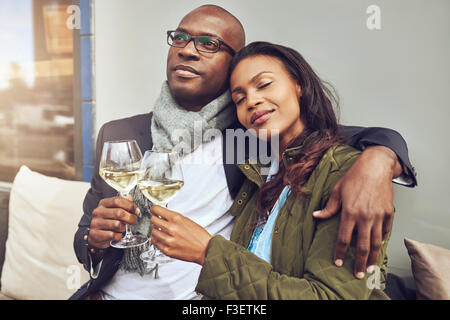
[99,140,148,249]
[138,150,184,266]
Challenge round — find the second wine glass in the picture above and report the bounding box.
[138,150,184,266]
[99,139,148,249]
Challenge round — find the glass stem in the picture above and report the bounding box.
[121,192,133,240]
[124,224,133,240]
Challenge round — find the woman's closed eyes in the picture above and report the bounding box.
[233,80,273,106]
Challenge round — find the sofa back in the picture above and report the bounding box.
[0,189,10,289]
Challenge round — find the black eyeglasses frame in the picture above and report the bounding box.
[166,30,236,56]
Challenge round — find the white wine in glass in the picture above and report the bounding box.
[99,168,142,195]
[138,179,184,205]
[138,150,184,266]
[99,140,148,249]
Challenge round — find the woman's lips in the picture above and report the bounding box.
[251,110,274,125]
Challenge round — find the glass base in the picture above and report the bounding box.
[110,234,149,249]
[140,246,174,264]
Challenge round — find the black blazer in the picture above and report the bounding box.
[70,112,416,300]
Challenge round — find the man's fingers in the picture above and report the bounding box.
[313,185,342,219]
[91,218,126,233]
[353,223,372,279]
[382,209,394,241]
[93,207,138,225]
[333,216,355,267]
[98,196,140,216]
[88,229,122,248]
[366,222,383,272]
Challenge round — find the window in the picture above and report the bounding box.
[0,0,79,182]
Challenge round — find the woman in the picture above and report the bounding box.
[149,41,390,299]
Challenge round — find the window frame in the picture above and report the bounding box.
[73,0,95,182]
[0,0,93,186]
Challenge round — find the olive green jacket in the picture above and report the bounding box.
[195,144,390,300]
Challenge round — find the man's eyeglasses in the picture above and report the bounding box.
[167,30,236,56]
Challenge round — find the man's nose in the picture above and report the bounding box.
[177,40,200,59]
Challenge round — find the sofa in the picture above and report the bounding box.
[0,188,10,299]
[0,166,90,300]
[0,166,448,300]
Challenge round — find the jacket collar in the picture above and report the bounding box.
[281,144,304,168]
[237,144,306,186]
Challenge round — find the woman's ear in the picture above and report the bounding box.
[296,84,302,99]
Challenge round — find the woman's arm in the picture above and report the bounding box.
[195,230,388,300]
[194,151,387,300]
[150,207,387,300]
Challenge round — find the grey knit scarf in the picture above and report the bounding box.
[119,81,236,276]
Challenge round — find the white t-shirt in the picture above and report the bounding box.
[99,137,235,300]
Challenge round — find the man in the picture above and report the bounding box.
[71,5,416,300]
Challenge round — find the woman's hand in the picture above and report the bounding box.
[313,146,401,279]
[149,205,212,265]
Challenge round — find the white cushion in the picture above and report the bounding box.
[0,166,90,299]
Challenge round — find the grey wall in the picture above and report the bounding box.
[94,0,450,274]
